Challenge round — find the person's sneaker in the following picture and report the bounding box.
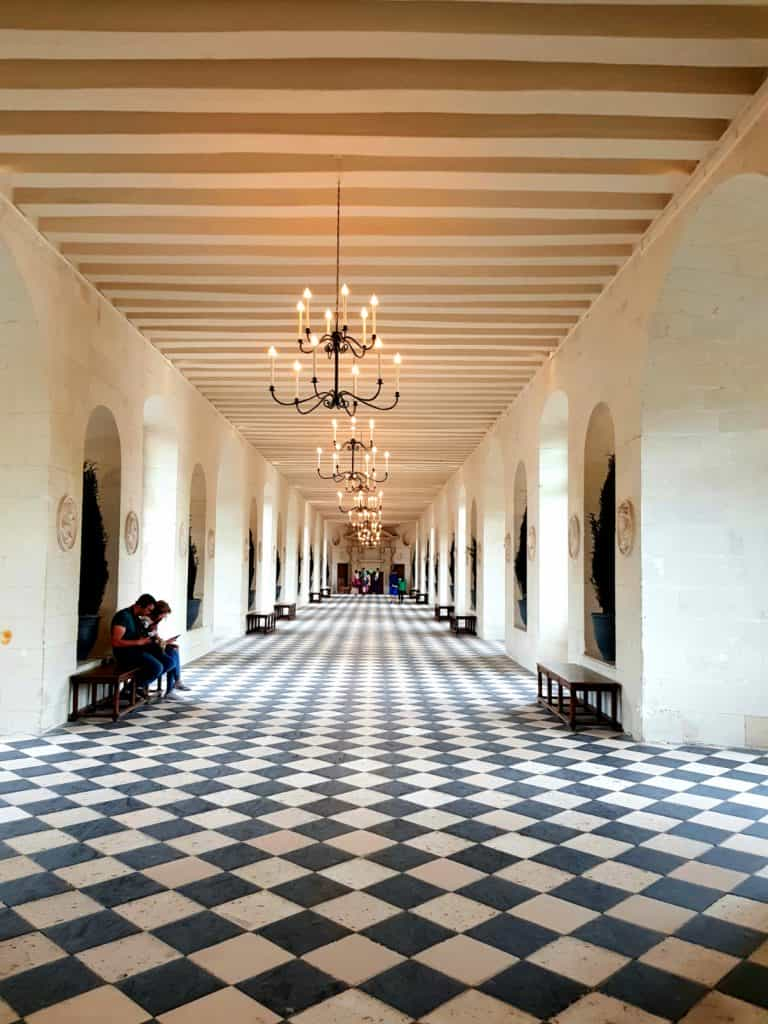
[175,683,190,691]
[165,691,178,700]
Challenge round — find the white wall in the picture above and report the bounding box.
[0,198,312,736]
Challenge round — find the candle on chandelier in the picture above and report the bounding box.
[325,309,332,335]
[331,418,337,443]
[341,283,349,324]
[374,337,382,379]
[268,346,277,386]
[351,363,359,397]
[372,445,377,472]
[364,453,370,478]
[369,419,375,445]
[394,352,401,391]
[316,447,322,469]
[370,294,378,335]
[296,301,304,337]
[302,288,312,327]
[361,306,368,346]
[384,450,390,474]
[293,359,302,398]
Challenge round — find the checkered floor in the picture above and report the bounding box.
[1,597,767,1023]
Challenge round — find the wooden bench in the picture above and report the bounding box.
[320,586,331,599]
[274,602,296,621]
[415,592,429,604]
[246,612,276,634]
[309,592,322,603]
[450,613,477,635]
[69,663,160,723]
[434,603,455,621]
[536,659,621,732]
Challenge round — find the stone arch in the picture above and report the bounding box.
[539,391,569,659]
[583,403,615,662]
[642,173,768,747]
[187,463,207,630]
[78,405,122,659]
[513,461,528,631]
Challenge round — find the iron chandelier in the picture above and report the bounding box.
[268,181,401,417]
[317,417,389,494]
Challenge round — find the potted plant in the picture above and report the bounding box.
[589,454,616,662]
[515,507,528,627]
[449,538,455,600]
[275,548,282,600]
[469,537,478,610]
[77,461,109,660]
[248,530,255,609]
[187,532,201,629]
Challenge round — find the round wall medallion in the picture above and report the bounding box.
[617,498,635,556]
[56,495,79,551]
[568,514,581,560]
[124,510,140,555]
[332,532,340,546]
[504,531,512,564]
[207,529,216,558]
[179,522,187,558]
[527,525,537,561]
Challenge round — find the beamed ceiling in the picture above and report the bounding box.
[2,2,767,524]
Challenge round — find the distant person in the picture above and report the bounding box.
[397,577,407,604]
[111,593,174,695]
[143,600,187,697]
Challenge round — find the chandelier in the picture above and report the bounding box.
[268,181,401,417]
[339,488,383,517]
[317,417,389,494]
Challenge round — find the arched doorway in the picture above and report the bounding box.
[187,464,207,630]
[584,404,615,663]
[642,174,768,746]
[539,392,569,659]
[78,406,122,660]
[513,462,528,631]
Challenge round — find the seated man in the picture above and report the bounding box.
[111,593,174,696]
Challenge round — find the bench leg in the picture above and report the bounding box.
[569,686,577,730]
[112,682,120,722]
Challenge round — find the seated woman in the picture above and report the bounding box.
[142,600,188,697]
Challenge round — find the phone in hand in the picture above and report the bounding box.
[165,635,180,644]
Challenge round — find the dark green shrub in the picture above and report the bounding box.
[589,454,616,615]
[78,461,109,616]
[515,507,527,600]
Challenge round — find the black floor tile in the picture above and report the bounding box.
[458,877,535,911]
[467,914,558,958]
[0,908,34,941]
[363,912,454,956]
[601,960,707,1020]
[119,957,225,1016]
[177,872,258,908]
[675,914,765,958]
[717,961,768,1009]
[115,843,186,870]
[284,843,354,871]
[368,843,434,872]
[45,909,141,953]
[84,871,165,908]
[481,960,587,1019]
[642,876,721,911]
[32,843,101,871]
[573,915,663,958]
[260,910,352,955]
[360,959,465,1019]
[365,874,444,910]
[450,845,518,874]
[273,873,351,908]
[0,956,102,1017]
[0,871,71,906]
[199,843,270,871]
[238,959,346,1017]
[152,910,244,954]
[551,876,628,912]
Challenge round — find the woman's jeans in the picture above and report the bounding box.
[164,646,181,691]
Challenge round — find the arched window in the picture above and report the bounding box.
[187,464,207,630]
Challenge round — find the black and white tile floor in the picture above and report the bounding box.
[1,596,767,1023]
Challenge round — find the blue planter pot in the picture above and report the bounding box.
[186,598,202,631]
[77,614,100,661]
[592,612,616,662]
[518,598,527,627]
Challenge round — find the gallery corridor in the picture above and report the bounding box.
[0,598,767,1024]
